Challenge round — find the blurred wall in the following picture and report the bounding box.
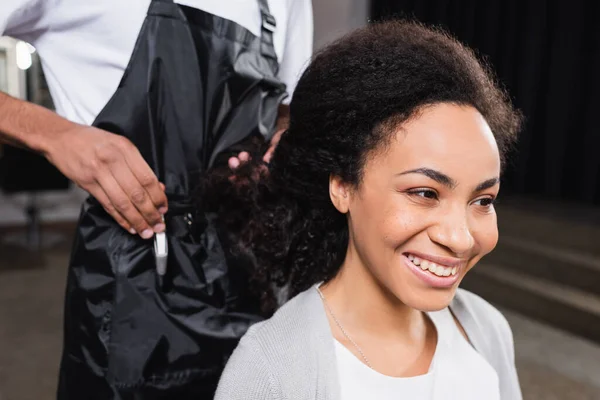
[312,0,370,51]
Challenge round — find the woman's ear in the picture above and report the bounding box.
[329,175,351,214]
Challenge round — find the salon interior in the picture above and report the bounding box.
[1,1,599,399]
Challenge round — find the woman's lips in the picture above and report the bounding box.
[402,252,463,288]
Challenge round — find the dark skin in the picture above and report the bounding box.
[0,91,288,238]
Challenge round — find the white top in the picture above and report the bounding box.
[335,308,501,400]
[0,0,313,125]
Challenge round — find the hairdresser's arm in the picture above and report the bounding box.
[0,91,167,237]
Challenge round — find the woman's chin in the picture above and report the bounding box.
[394,285,460,313]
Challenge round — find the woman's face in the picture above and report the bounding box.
[334,103,501,311]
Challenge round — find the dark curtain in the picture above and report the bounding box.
[371,0,600,205]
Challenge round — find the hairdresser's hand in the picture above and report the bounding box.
[44,125,168,238]
[228,104,288,170]
[227,127,285,171]
[227,151,252,170]
[227,151,264,185]
[226,128,283,185]
[262,128,284,164]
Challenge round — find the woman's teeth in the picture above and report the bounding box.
[407,254,457,277]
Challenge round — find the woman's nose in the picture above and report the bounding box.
[428,208,475,256]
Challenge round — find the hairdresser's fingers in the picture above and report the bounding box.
[228,157,240,170]
[238,151,251,162]
[88,183,135,234]
[95,172,156,239]
[249,164,268,182]
[228,152,252,171]
[263,129,285,164]
[109,157,166,231]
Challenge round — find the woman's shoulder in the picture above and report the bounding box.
[451,288,513,341]
[215,286,332,400]
[245,285,325,345]
[451,288,523,399]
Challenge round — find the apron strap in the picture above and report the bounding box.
[257,0,279,62]
[150,0,278,63]
[147,0,184,20]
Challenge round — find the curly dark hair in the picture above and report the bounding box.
[206,19,522,315]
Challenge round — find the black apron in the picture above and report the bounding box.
[57,0,286,398]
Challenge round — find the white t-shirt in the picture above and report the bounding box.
[0,0,313,125]
[335,308,501,400]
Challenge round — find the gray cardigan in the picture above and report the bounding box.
[215,286,522,400]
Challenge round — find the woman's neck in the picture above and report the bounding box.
[319,250,437,376]
[319,249,430,344]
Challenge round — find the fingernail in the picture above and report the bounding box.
[153,223,166,233]
[141,229,154,239]
[159,207,168,214]
[129,228,136,234]
[229,158,240,169]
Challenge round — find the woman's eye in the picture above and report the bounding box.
[473,197,496,207]
[408,189,438,200]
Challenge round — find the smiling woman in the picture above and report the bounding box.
[212,19,523,400]
[345,103,504,312]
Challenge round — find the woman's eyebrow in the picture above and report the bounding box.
[397,168,499,192]
[397,168,457,189]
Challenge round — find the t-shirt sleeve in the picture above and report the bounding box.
[0,0,51,42]
[278,0,313,104]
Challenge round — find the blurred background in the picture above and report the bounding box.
[1,0,599,399]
